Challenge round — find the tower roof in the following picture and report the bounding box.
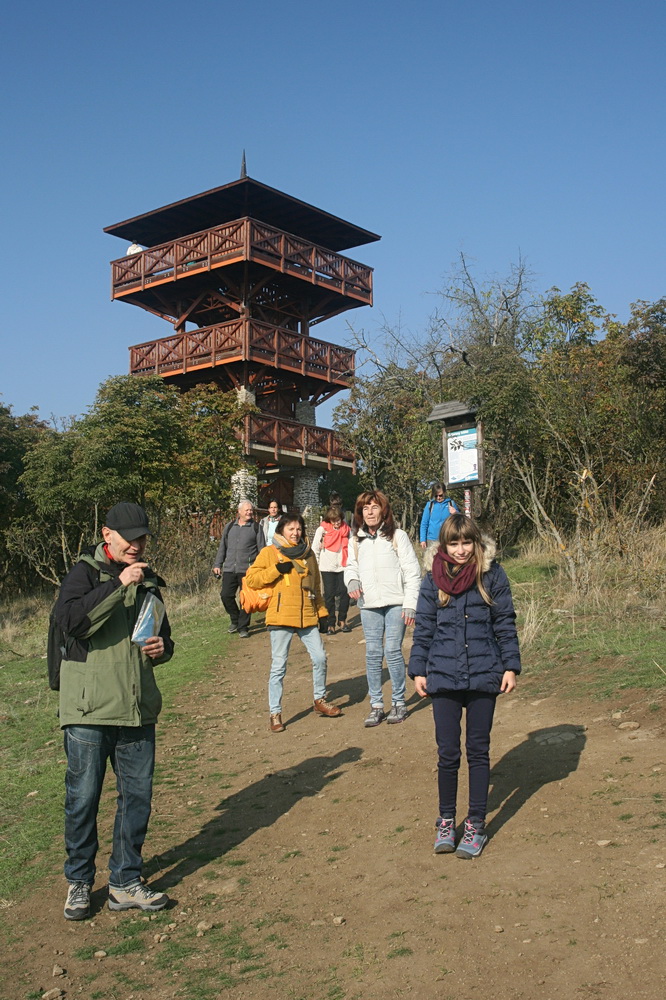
[104,176,380,253]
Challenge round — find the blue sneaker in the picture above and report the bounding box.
[455,818,488,859]
[434,817,456,854]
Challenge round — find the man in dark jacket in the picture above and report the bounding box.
[54,502,174,921]
[212,500,265,638]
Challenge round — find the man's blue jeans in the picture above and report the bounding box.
[63,724,155,888]
[360,604,407,707]
[268,626,327,714]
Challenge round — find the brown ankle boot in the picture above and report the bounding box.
[270,713,285,732]
[313,699,342,717]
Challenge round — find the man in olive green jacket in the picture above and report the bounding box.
[54,503,174,920]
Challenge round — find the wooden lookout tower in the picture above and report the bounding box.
[104,172,379,511]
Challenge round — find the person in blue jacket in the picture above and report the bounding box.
[419,483,459,549]
[408,513,520,858]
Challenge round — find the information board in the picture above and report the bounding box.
[446,426,480,486]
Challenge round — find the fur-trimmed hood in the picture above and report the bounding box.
[422,535,497,575]
[409,539,521,692]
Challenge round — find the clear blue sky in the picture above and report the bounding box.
[2,1,664,425]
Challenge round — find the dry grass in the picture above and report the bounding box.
[514,591,554,649]
[504,523,666,698]
[0,594,51,659]
[0,580,221,667]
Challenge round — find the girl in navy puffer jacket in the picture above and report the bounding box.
[408,514,520,858]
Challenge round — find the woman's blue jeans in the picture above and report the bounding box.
[63,724,155,888]
[360,604,407,707]
[268,626,328,714]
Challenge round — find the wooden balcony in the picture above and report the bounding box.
[129,319,355,386]
[244,413,355,472]
[112,217,373,305]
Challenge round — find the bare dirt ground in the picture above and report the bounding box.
[3,613,665,1000]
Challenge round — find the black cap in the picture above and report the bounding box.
[105,502,151,541]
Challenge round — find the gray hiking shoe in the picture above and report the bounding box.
[64,881,91,920]
[434,817,456,853]
[386,702,408,724]
[455,818,488,859]
[108,882,169,911]
[364,706,385,728]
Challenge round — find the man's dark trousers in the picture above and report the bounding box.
[221,571,250,631]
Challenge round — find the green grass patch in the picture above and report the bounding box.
[153,940,197,968]
[75,936,145,960]
[116,918,148,939]
[74,945,101,960]
[177,973,235,998]
[505,558,559,584]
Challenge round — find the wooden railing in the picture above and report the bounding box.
[112,217,373,304]
[129,319,355,385]
[244,413,355,471]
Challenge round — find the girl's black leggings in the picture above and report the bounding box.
[431,690,497,824]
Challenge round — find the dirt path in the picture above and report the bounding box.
[3,615,665,1000]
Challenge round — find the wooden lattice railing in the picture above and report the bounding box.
[129,319,355,384]
[112,218,372,304]
[243,413,355,471]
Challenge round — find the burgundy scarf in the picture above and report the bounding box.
[431,548,477,595]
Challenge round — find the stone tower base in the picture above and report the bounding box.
[231,467,258,508]
[292,467,321,538]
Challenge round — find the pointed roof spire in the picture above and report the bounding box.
[240,150,247,178]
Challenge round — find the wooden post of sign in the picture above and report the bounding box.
[464,488,472,517]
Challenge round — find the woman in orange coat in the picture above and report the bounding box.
[245,514,342,732]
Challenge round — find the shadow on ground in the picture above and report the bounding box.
[146,747,363,890]
[486,723,586,837]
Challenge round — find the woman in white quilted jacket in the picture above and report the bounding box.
[344,490,421,727]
